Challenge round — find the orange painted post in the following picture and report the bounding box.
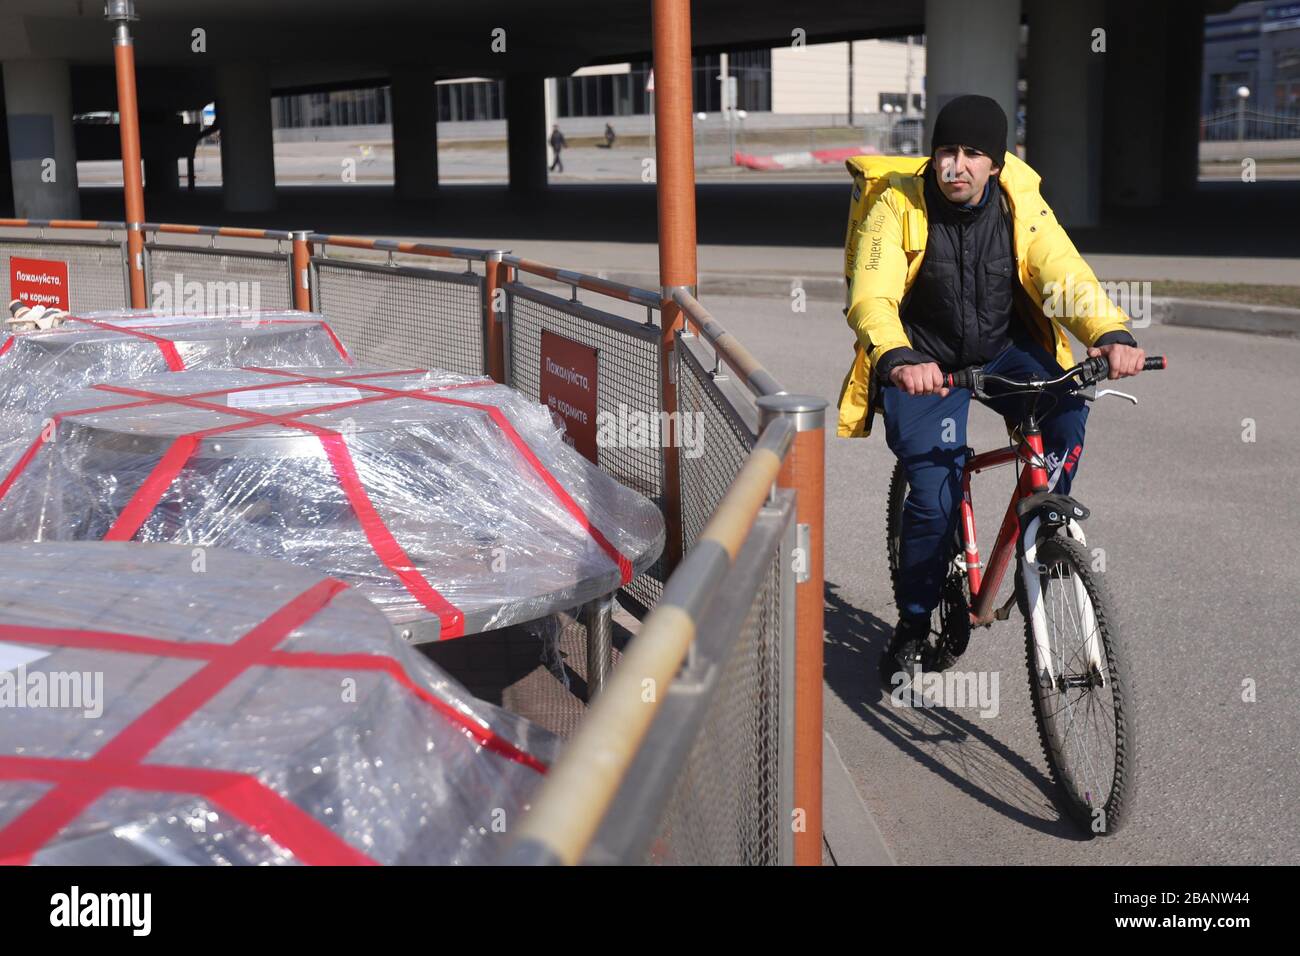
[651,0,698,573]
[107,1,147,308]
[291,231,313,311]
[484,252,507,383]
[757,394,828,866]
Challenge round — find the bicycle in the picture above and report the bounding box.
[883,352,1167,835]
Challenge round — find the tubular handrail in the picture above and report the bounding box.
[143,223,294,242]
[308,233,496,261]
[672,287,785,398]
[506,415,796,865]
[501,254,661,309]
[0,219,127,231]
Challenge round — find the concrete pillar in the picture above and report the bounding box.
[922,0,1021,157]
[0,71,12,216]
[216,61,275,212]
[1025,0,1104,226]
[1160,0,1204,202]
[544,76,558,144]
[1102,0,1168,207]
[142,123,180,198]
[391,66,438,200]
[506,73,547,193]
[2,59,80,219]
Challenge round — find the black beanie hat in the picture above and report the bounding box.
[930,94,1008,161]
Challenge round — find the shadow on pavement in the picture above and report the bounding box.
[822,580,1092,842]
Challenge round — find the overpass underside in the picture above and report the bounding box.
[0,0,1279,236]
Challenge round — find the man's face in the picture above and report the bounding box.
[933,145,1001,204]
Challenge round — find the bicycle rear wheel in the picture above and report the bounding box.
[885,459,970,670]
[1016,534,1136,836]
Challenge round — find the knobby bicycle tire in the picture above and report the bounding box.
[1016,534,1136,837]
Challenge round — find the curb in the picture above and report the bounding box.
[822,731,896,866]
[603,269,844,302]
[1147,297,1300,338]
[599,276,1300,340]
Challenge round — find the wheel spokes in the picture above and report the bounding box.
[1034,554,1118,818]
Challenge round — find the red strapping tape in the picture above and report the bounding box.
[66,317,185,371]
[0,579,373,865]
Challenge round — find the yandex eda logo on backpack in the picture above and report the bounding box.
[9,256,70,310]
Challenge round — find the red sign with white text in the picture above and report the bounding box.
[10,257,70,310]
[540,329,599,463]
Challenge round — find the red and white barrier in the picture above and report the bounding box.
[733,145,877,171]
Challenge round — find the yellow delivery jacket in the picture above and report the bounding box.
[836,152,1133,438]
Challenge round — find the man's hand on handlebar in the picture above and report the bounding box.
[889,362,950,397]
[1086,342,1146,380]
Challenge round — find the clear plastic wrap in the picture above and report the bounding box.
[0,309,352,471]
[0,541,559,865]
[0,367,664,640]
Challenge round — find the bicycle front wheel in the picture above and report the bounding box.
[1017,534,1136,837]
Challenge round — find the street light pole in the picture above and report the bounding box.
[718,52,736,165]
[106,0,147,308]
[1236,84,1250,150]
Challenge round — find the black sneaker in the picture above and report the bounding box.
[878,615,928,685]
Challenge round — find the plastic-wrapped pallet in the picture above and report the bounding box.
[0,367,665,641]
[0,541,559,865]
[0,309,352,469]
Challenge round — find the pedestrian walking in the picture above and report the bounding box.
[549,124,567,172]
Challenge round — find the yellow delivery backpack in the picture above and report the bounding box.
[838,154,927,438]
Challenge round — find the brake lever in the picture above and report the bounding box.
[1095,388,1139,405]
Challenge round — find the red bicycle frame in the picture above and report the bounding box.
[959,426,1051,626]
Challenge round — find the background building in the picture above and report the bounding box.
[1202,1,1300,137]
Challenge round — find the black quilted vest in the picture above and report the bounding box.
[899,166,1023,371]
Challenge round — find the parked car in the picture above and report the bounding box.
[888,116,925,155]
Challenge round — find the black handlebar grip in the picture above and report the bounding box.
[1144,355,1167,371]
[947,369,976,390]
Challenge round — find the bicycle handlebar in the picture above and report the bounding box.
[944,355,1167,393]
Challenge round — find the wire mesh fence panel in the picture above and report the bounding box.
[1201,108,1300,141]
[312,258,484,376]
[505,283,664,610]
[145,243,293,311]
[0,238,128,312]
[647,551,783,865]
[677,334,758,552]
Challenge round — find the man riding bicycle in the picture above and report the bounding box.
[835,94,1148,679]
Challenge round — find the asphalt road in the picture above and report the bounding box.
[77,141,848,187]
[701,292,1299,865]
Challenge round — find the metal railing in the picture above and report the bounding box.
[0,218,827,865]
[500,256,667,611]
[143,224,296,311]
[307,235,490,377]
[1201,107,1300,142]
[0,219,129,312]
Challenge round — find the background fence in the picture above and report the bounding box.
[312,255,486,375]
[1201,107,1300,141]
[144,241,294,311]
[0,235,128,313]
[0,220,818,865]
